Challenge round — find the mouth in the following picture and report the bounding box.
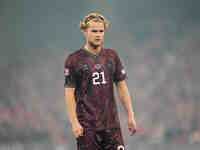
[95,39,101,42]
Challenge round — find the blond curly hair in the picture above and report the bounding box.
[80,13,109,30]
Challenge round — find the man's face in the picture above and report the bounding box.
[83,21,105,48]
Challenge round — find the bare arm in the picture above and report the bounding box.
[116,80,135,117]
[116,80,136,135]
[65,87,83,138]
[65,87,79,124]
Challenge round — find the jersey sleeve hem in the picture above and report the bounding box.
[114,76,127,83]
[64,84,76,88]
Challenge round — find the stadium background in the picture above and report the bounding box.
[0,0,200,149]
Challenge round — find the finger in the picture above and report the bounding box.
[130,128,134,136]
[132,129,136,135]
[74,132,78,138]
[74,130,79,138]
[132,128,136,135]
[74,129,81,138]
[79,127,84,136]
[129,126,136,136]
[130,130,135,136]
[80,128,84,136]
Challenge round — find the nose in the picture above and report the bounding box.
[96,31,103,37]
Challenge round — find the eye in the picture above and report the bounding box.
[91,30,98,33]
[99,30,104,33]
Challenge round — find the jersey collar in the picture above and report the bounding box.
[82,47,103,57]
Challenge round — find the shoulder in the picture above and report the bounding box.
[103,48,119,57]
[67,49,83,59]
[65,49,83,62]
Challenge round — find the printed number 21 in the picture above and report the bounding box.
[92,72,106,85]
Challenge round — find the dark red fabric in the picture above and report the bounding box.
[64,48,127,130]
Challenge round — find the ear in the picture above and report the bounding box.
[81,29,87,37]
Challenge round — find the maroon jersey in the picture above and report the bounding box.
[64,48,127,130]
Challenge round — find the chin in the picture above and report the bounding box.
[91,43,101,48]
[94,43,101,46]
[89,41,103,49]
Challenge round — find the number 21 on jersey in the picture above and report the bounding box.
[92,71,106,85]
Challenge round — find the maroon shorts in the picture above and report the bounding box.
[76,128,125,150]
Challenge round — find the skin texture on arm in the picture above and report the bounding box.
[116,80,137,136]
[65,87,83,138]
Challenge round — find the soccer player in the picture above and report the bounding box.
[64,13,136,150]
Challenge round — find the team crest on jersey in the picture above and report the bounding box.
[94,64,101,70]
[64,68,69,76]
[82,64,90,72]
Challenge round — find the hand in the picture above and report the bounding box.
[72,121,84,138]
[128,116,137,136]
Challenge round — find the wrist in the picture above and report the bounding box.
[128,111,135,118]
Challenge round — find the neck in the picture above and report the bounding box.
[84,43,102,55]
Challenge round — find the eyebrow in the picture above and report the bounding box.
[91,29,104,32]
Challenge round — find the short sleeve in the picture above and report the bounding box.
[113,52,127,83]
[64,55,76,88]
